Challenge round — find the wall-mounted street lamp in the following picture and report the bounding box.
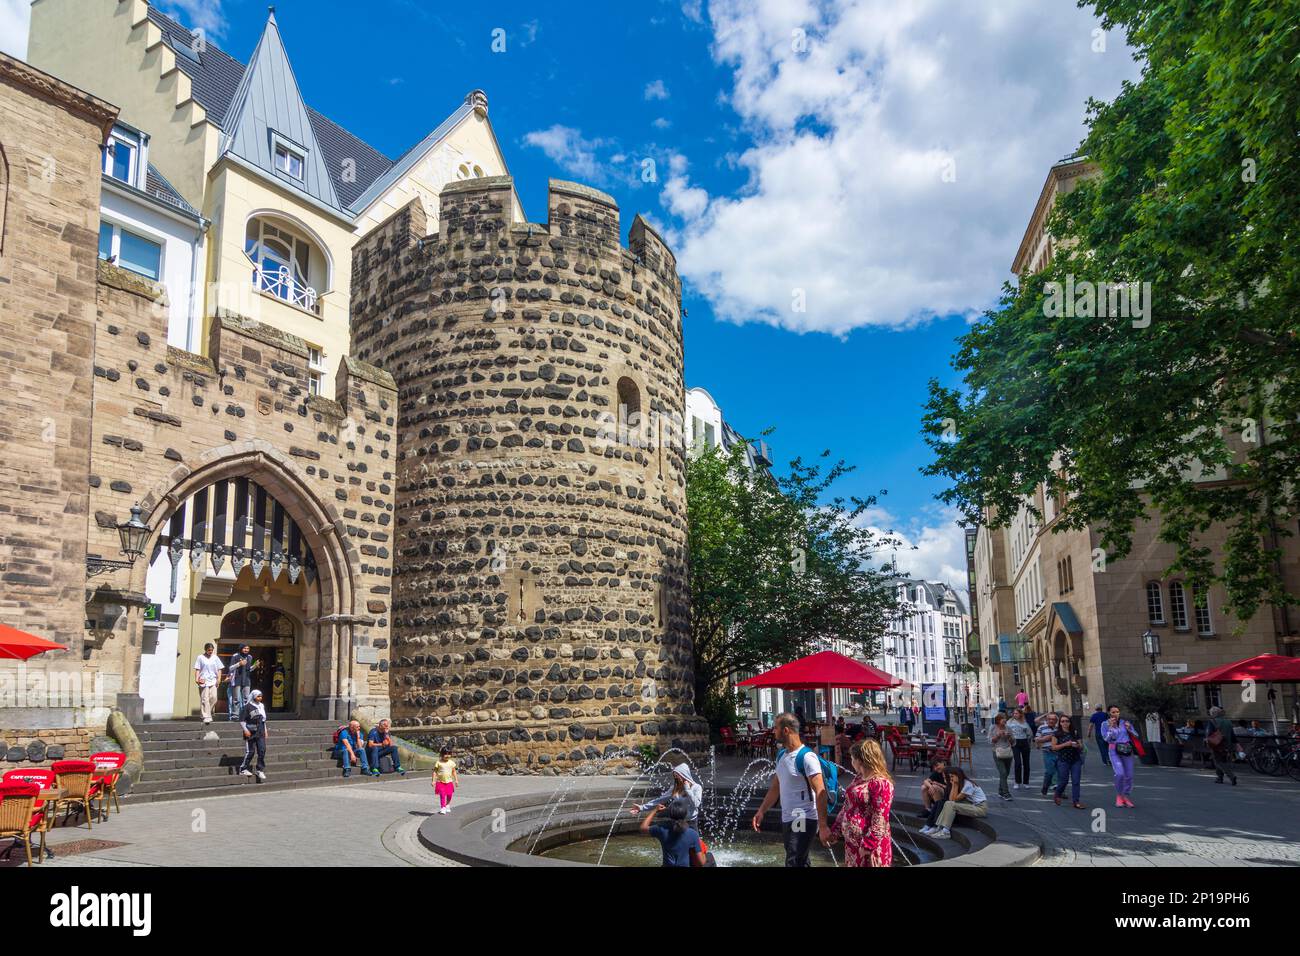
[1142,628,1161,678]
[86,503,150,578]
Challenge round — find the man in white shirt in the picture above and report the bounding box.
[193,643,224,724]
[752,711,831,866]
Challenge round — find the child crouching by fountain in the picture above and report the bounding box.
[432,748,458,814]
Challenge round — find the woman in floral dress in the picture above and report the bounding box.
[830,738,895,867]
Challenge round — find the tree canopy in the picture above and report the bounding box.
[923,0,1300,624]
[687,439,899,727]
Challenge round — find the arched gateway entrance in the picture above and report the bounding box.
[128,443,366,721]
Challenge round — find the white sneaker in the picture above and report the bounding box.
[919,825,936,835]
[239,769,253,777]
[255,771,266,782]
[933,828,951,839]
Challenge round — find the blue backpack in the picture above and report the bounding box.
[777,745,840,814]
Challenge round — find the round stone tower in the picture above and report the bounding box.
[350,177,707,771]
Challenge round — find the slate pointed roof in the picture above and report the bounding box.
[219,11,340,211]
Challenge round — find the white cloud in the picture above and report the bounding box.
[860,503,968,590]
[652,116,672,130]
[522,125,611,184]
[664,0,1139,335]
[644,79,670,101]
[0,0,29,59]
[157,1,229,41]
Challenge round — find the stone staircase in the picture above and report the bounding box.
[124,718,387,804]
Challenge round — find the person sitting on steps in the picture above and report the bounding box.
[365,718,406,777]
[334,720,370,778]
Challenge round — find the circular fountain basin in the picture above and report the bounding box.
[416,785,1036,867]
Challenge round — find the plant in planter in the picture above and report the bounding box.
[1116,677,1186,766]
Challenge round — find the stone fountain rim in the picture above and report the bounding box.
[417,786,1043,868]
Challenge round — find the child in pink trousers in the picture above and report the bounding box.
[433,748,459,814]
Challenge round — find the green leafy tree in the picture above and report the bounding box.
[687,440,899,729]
[923,0,1300,624]
[1115,676,1186,742]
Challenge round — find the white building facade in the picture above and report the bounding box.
[876,577,974,720]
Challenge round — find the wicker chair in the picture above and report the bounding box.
[51,759,100,830]
[90,752,127,820]
[0,782,45,866]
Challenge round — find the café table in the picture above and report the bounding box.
[37,788,65,860]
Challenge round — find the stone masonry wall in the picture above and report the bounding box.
[0,55,115,676]
[82,264,399,715]
[350,177,707,771]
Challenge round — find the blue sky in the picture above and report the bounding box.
[0,0,1139,585]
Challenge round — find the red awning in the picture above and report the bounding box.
[737,651,900,691]
[1172,654,1300,685]
[0,623,66,661]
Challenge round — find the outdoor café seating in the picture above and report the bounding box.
[0,781,46,867]
[51,759,101,830]
[90,752,127,821]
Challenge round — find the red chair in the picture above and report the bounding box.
[887,730,919,772]
[51,759,100,829]
[90,752,127,820]
[0,782,45,866]
[718,726,739,756]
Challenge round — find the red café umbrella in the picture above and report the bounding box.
[1173,654,1300,735]
[738,651,900,724]
[0,623,67,660]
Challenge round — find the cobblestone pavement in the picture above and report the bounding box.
[16,737,1300,867]
[944,731,1300,867]
[24,773,623,868]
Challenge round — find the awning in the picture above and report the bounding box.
[1172,654,1300,685]
[0,623,66,660]
[737,651,900,691]
[1049,602,1083,638]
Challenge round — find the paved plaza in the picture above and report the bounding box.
[9,735,1300,868]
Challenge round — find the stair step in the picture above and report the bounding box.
[126,767,405,797]
[140,758,345,780]
[121,771,390,805]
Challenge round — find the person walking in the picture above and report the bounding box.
[1006,708,1033,789]
[922,767,987,840]
[432,748,458,814]
[1101,705,1140,807]
[193,643,224,724]
[237,689,268,782]
[640,797,705,867]
[1015,688,1029,710]
[830,739,894,867]
[1050,714,1086,808]
[752,711,832,867]
[1087,704,1111,766]
[989,712,1014,800]
[1206,706,1238,786]
[226,643,254,722]
[1036,711,1060,796]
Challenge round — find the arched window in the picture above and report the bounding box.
[245,216,326,314]
[1145,581,1165,625]
[1169,581,1189,630]
[616,377,641,447]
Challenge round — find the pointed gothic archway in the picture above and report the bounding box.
[126,440,368,720]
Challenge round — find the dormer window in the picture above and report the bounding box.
[271,132,306,183]
[104,125,145,188]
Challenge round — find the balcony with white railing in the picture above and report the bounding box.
[254,264,319,315]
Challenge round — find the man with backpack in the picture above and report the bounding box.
[751,711,835,866]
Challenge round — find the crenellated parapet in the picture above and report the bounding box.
[350,178,705,771]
